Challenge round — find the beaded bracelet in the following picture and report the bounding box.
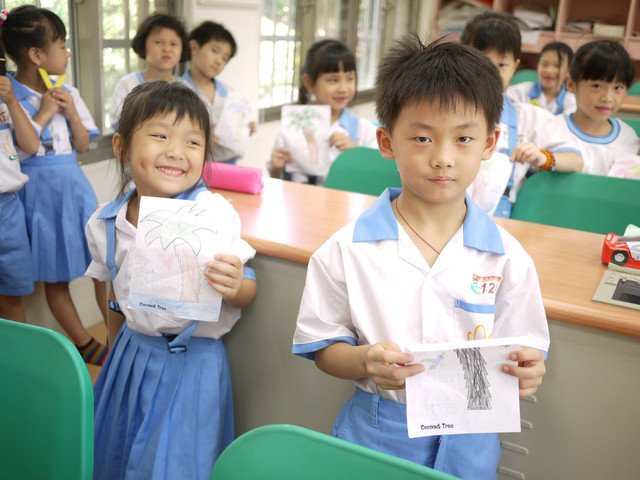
[539,149,556,171]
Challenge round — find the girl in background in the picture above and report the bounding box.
[1,5,107,364]
[87,81,257,479]
[268,39,378,184]
[565,40,639,176]
[109,13,188,128]
[0,33,40,323]
[507,42,576,117]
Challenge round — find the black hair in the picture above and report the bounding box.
[461,11,521,59]
[376,35,503,132]
[115,81,211,196]
[539,42,573,70]
[188,21,237,59]
[299,39,356,104]
[0,5,66,65]
[131,13,189,63]
[570,40,635,87]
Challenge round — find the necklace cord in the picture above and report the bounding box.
[394,200,441,255]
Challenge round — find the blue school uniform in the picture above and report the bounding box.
[89,181,255,480]
[9,74,99,282]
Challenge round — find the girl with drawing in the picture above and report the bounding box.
[268,39,378,184]
[85,81,257,479]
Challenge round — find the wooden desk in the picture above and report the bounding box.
[215,178,640,480]
[215,177,640,339]
[621,94,640,114]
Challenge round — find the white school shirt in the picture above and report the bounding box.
[270,108,378,183]
[85,189,256,339]
[0,103,28,193]
[9,75,99,158]
[292,189,550,403]
[565,116,640,176]
[109,71,145,129]
[507,81,577,118]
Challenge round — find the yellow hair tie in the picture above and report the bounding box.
[38,67,66,89]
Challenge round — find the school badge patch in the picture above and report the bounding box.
[471,274,502,296]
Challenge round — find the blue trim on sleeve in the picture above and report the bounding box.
[454,299,496,314]
[243,266,256,281]
[88,128,101,141]
[292,336,358,360]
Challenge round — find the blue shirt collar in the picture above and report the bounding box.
[98,179,207,220]
[353,188,505,254]
[566,114,620,144]
[181,71,228,97]
[528,80,567,115]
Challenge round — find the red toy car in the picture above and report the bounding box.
[601,233,640,270]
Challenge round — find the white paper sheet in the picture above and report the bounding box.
[215,92,255,157]
[468,151,513,215]
[127,196,229,322]
[281,105,332,176]
[405,337,526,438]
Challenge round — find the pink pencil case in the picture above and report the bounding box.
[202,161,264,195]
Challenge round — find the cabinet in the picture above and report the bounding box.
[430,0,640,70]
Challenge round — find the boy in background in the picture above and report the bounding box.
[462,12,583,217]
[293,37,549,479]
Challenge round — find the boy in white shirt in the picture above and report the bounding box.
[462,12,583,217]
[293,37,549,479]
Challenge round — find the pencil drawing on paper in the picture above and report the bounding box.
[455,347,492,410]
[141,203,215,303]
[284,106,325,164]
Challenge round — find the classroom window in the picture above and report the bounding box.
[259,0,417,113]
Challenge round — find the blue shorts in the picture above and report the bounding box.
[0,192,34,296]
[333,388,501,479]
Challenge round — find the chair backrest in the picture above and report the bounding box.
[511,171,640,234]
[210,424,455,480]
[622,117,640,137]
[627,80,640,96]
[0,318,94,480]
[510,68,537,85]
[324,146,402,196]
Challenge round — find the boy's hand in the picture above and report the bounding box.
[365,342,425,390]
[0,76,16,104]
[330,131,356,151]
[502,347,546,397]
[204,254,244,303]
[50,87,78,120]
[269,148,291,177]
[512,141,546,166]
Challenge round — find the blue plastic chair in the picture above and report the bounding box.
[324,146,402,196]
[510,69,537,85]
[210,424,456,479]
[0,318,94,479]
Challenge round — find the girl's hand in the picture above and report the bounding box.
[37,90,62,121]
[204,254,244,303]
[364,342,425,390]
[248,121,257,136]
[50,87,78,120]
[502,347,546,397]
[0,76,17,104]
[330,131,356,151]
[269,148,291,177]
[512,141,546,166]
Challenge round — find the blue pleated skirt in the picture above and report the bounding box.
[18,153,97,282]
[93,325,234,480]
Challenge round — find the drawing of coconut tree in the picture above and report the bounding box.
[455,348,492,410]
[286,108,324,164]
[141,203,213,303]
